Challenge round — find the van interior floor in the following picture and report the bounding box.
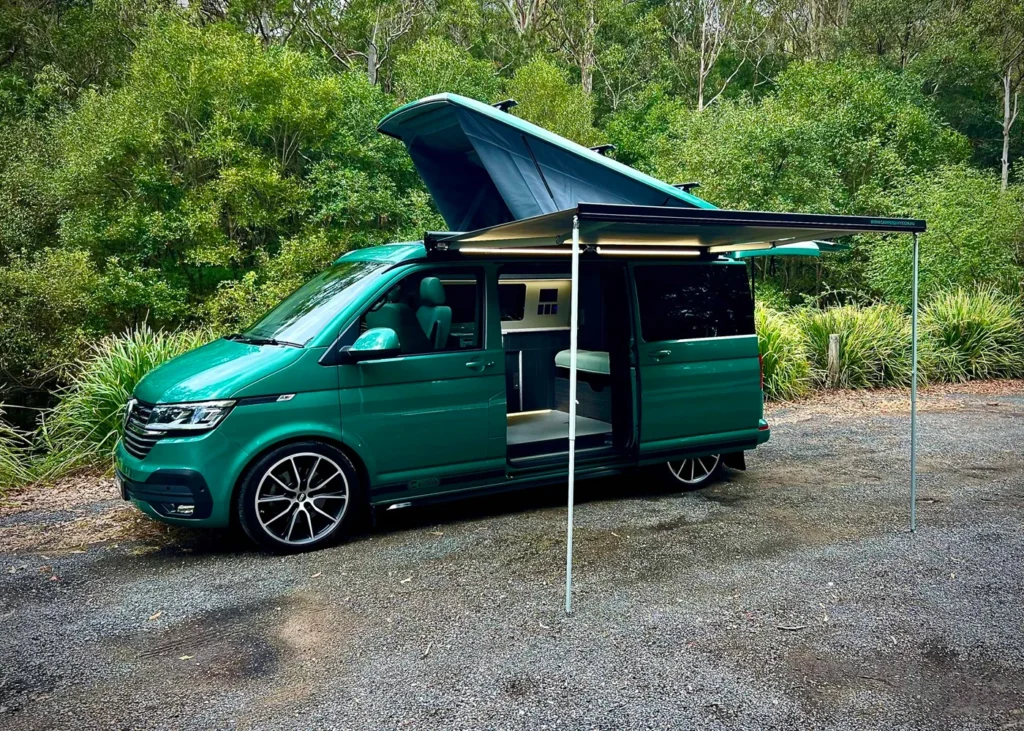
[507,409,612,459]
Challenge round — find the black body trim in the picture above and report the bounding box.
[119,468,213,519]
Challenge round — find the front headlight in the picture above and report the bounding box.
[146,400,235,433]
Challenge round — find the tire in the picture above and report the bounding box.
[237,441,362,553]
[661,454,722,491]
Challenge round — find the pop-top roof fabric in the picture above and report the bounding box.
[378,94,715,231]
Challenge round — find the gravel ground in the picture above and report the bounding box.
[1,384,1022,730]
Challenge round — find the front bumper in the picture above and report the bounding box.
[114,423,252,528]
[116,468,213,519]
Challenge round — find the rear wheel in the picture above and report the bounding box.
[238,442,361,553]
[664,454,721,490]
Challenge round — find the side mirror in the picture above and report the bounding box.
[341,327,401,363]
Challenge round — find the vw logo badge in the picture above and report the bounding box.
[124,398,137,429]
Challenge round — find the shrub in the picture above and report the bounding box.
[38,325,211,478]
[755,306,811,401]
[865,166,1024,307]
[921,288,1024,382]
[0,408,32,495]
[796,304,913,388]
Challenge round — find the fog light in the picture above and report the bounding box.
[169,504,195,517]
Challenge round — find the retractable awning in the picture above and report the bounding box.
[378,94,715,232]
[428,202,925,252]
[731,240,850,259]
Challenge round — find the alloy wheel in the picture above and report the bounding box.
[666,454,720,486]
[254,452,349,546]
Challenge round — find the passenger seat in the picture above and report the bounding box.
[416,277,452,350]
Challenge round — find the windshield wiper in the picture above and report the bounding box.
[224,333,302,348]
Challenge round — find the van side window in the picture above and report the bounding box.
[499,283,527,321]
[634,264,754,342]
[361,271,482,354]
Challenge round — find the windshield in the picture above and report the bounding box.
[243,260,390,346]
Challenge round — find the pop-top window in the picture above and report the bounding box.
[634,264,754,342]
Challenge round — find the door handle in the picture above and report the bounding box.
[650,349,672,360]
[465,359,495,371]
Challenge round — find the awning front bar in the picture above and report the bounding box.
[426,202,926,253]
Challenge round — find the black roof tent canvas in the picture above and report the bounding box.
[377,94,715,232]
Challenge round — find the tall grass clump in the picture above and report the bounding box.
[38,325,211,478]
[0,409,32,495]
[796,304,913,388]
[755,305,811,400]
[921,288,1024,382]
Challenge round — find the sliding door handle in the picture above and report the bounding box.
[650,349,672,360]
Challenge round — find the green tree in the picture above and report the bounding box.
[506,57,601,145]
[55,16,428,327]
[866,165,1024,306]
[392,36,500,102]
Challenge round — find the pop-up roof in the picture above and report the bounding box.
[377,93,714,232]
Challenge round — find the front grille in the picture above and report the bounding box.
[122,400,164,459]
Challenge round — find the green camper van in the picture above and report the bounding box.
[114,94,924,552]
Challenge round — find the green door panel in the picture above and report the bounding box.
[637,335,763,455]
[338,350,506,494]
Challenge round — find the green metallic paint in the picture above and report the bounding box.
[135,337,301,404]
[120,245,770,533]
[636,335,764,455]
[336,262,507,496]
[630,260,765,458]
[334,242,427,265]
[351,327,400,354]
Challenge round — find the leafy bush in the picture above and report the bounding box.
[755,306,811,401]
[865,166,1024,307]
[754,280,792,310]
[393,37,500,103]
[507,58,602,146]
[921,288,1024,382]
[796,304,913,388]
[38,325,210,478]
[0,408,31,495]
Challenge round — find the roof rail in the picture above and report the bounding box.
[590,144,617,156]
[673,182,700,192]
[492,99,518,112]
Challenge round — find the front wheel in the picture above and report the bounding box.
[237,441,361,553]
[664,454,721,490]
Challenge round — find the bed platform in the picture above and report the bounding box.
[507,409,612,459]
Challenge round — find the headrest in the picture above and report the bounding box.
[419,277,446,306]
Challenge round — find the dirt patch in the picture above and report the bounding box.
[766,378,1024,423]
[0,472,116,518]
[0,501,179,554]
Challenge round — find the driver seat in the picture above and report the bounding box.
[416,277,452,350]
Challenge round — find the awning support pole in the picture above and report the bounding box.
[910,231,919,533]
[565,216,580,614]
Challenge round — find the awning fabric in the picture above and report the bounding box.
[731,240,851,259]
[377,94,715,232]
[429,203,925,252]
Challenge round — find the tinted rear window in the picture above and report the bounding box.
[499,283,527,321]
[635,264,754,341]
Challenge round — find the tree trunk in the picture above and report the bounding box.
[697,16,707,112]
[1002,69,1019,192]
[367,22,379,86]
[580,0,595,95]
